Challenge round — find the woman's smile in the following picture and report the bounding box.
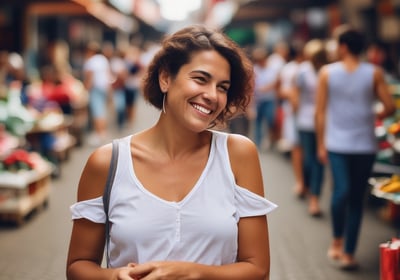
[191,102,213,115]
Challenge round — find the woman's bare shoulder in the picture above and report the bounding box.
[77,143,113,201]
[226,133,264,196]
[227,133,258,160]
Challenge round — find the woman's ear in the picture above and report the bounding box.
[159,69,170,93]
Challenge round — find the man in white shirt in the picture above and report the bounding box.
[83,41,111,146]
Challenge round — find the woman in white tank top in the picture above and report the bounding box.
[67,25,277,280]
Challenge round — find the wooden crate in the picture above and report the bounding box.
[0,161,53,225]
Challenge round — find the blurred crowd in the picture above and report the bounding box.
[0,24,397,168]
[0,38,162,151]
[0,23,397,157]
[227,24,398,269]
[0,25,397,144]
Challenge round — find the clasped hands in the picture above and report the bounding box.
[112,261,196,280]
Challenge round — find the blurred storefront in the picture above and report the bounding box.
[1,0,399,78]
[225,0,400,79]
[0,0,163,79]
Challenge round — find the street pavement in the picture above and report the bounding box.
[0,95,397,280]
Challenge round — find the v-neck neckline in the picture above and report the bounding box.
[127,132,216,207]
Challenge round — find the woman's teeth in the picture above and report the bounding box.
[192,104,211,114]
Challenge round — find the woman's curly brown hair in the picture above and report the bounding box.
[142,24,254,126]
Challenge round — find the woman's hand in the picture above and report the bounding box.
[123,261,196,280]
[112,263,143,280]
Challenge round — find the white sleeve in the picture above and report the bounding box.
[70,196,106,223]
[234,185,277,221]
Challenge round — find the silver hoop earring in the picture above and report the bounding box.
[162,94,166,114]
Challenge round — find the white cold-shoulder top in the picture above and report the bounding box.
[70,130,277,268]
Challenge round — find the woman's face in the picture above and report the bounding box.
[160,50,231,132]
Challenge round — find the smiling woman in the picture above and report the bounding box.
[143,25,254,127]
[157,49,231,130]
[67,24,277,280]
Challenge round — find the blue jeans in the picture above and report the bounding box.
[113,88,126,130]
[328,151,375,255]
[89,87,107,119]
[299,130,324,196]
[255,100,276,148]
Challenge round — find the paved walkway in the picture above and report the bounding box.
[0,96,397,279]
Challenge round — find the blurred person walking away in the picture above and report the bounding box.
[268,41,289,73]
[316,28,396,270]
[252,47,278,151]
[51,40,87,115]
[103,42,128,131]
[294,39,328,216]
[278,44,305,198]
[268,42,289,143]
[124,44,143,129]
[83,41,111,146]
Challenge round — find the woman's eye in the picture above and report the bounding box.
[193,76,206,83]
[218,85,229,93]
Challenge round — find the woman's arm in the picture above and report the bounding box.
[66,144,122,280]
[229,133,270,279]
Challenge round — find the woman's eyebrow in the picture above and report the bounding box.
[190,70,231,84]
[190,70,211,77]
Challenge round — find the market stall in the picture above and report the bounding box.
[0,81,56,225]
[0,151,53,225]
[371,83,400,225]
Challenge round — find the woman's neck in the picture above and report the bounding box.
[150,117,211,160]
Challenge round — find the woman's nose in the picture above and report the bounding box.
[203,85,218,102]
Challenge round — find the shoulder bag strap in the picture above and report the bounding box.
[103,139,119,268]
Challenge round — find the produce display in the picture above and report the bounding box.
[378,175,400,193]
[371,175,400,205]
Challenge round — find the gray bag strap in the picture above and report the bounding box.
[103,139,119,268]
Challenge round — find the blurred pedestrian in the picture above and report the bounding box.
[103,42,128,131]
[294,39,328,216]
[83,41,111,146]
[124,45,143,128]
[316,27,396,270]
[278,43,305,197]
[252,47,278,150]
[67,25,276,279]
[268,42,289,143]
[268,41,289,73]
